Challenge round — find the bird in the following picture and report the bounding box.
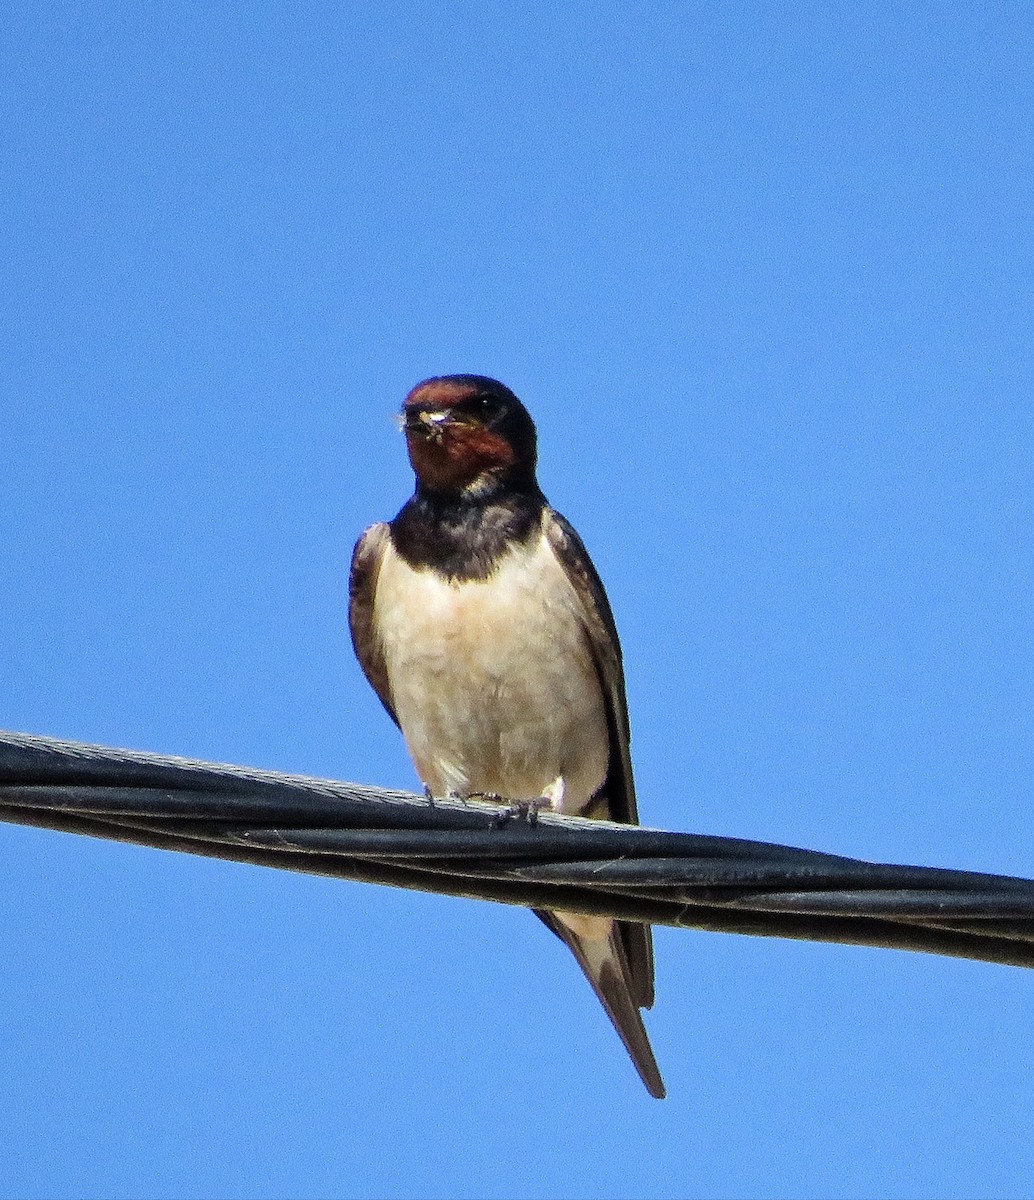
[348,374,665,1098]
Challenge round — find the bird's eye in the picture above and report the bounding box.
[474,395,500,417]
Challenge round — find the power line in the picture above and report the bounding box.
[3,730,1034,969]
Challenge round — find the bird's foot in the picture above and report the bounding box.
[521,796,550,826]
[421,783,436,808]
[462,791,510,826]
[485,795,549,828]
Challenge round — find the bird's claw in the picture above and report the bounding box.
[487,795,549,828]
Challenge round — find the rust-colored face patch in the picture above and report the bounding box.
[405,416,515,492]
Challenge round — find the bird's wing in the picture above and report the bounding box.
[543,508,636,824]
[348,522,398,726]
[542,508,656,1010]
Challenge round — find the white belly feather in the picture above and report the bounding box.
[374,530,609,811]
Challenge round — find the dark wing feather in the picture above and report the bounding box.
[348,522,398,727]
[542,508,655,1009]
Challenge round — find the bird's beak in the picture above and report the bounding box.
[403,409,453,441]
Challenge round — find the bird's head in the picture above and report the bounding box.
[400,375,538,497]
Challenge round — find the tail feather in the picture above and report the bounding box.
[536,911,665,1099]
[617,918,655,1010]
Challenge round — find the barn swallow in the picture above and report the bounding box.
[348,374,665,1098]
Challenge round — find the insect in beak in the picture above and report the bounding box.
[402,409,452,441]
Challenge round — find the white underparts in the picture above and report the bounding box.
[373,528,610,815]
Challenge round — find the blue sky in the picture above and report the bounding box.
[3,2,1034,1196]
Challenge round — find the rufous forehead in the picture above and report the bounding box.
[403,380,479,409]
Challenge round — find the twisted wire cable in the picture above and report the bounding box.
[3,730,1033,969]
